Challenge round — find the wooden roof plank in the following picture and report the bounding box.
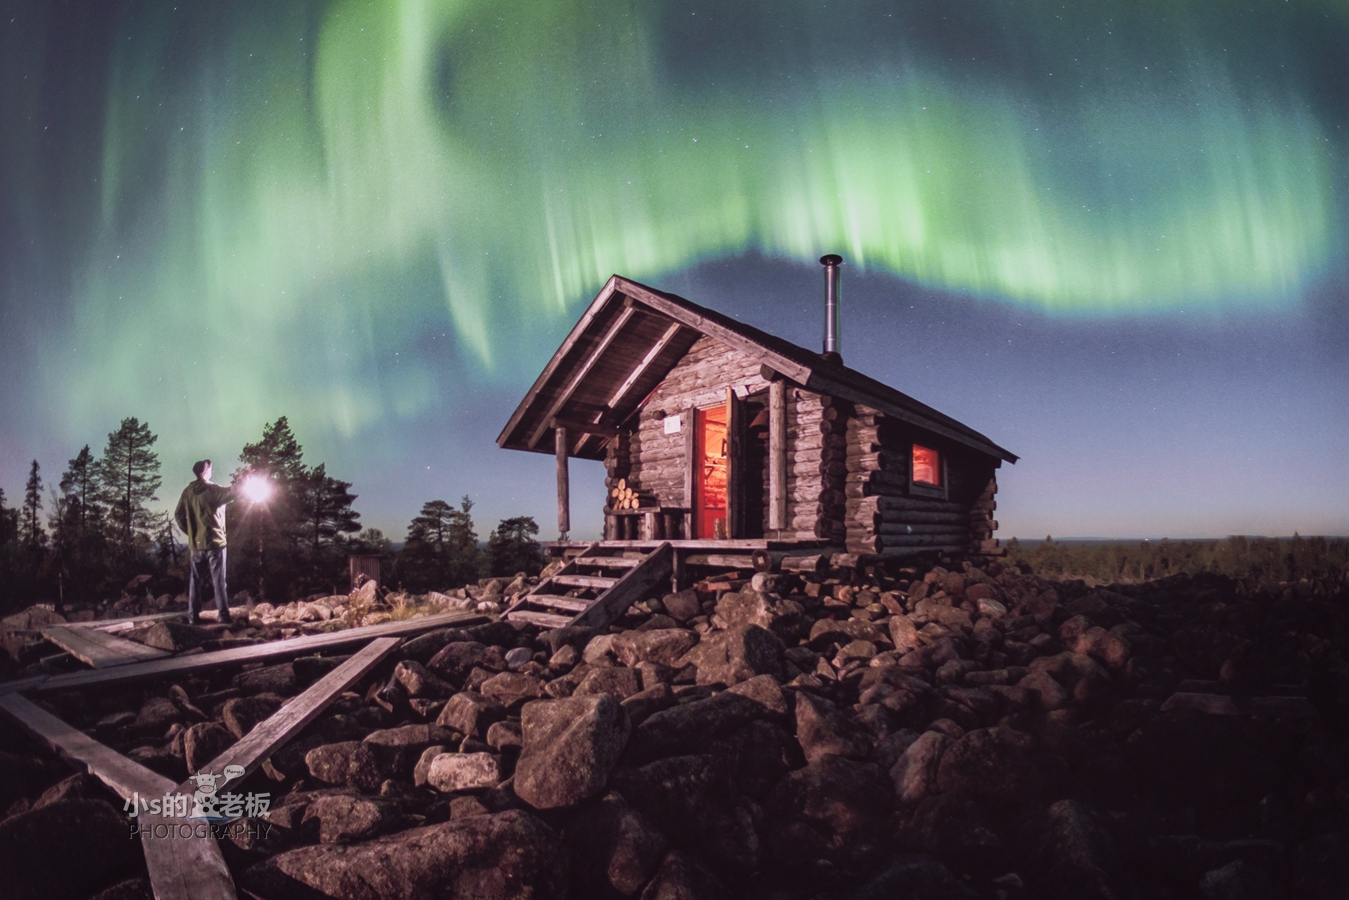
[2,611,486,696]
[616,280,815,384]
[606,320,683,409]
[177,637,398,790]
[527,304,636,449]
[497,277,622,449]
[43,625,171,668]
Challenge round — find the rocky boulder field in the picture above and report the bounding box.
[3,557,1349,900]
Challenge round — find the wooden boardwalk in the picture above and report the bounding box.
[0,636,406,899]
[1,609,485,696]
[41,624,171,668]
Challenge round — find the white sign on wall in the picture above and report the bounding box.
[663,414,682,435]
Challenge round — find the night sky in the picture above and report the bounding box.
[1,0,1346,542]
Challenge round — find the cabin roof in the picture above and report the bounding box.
[497,275,1018,464]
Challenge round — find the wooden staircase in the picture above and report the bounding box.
[504,542,674,631]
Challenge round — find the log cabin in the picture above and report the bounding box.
[498,258,1017,577]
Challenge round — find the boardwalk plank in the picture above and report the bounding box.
[43,625,171,667]
[179,637,397,789]
[0,693,237,899]
[1,611,485,696]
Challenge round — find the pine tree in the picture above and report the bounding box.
[291,463,361,591]
[486,516,543,577]
[232,416,309,603]
[236,416,308,486]
[49,447,112,606]
[59,446,101,540]
[97,417,162,552]
[22,460,44,549]
[401,497,482,590]
[295,464,361,556]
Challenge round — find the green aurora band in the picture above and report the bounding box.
[43,0,1346,453]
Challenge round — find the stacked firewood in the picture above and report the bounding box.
[603,440,633,504]
[608,478,649,510]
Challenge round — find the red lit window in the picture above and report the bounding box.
[912,444,941,486]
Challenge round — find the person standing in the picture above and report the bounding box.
[174,459,235,624]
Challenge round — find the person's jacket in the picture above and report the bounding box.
[174,481,233,550]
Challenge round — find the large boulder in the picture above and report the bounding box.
[563,792,669,899]
[436,692,507,738]
[394,660,457,698]
[628,690,766,760]
[138,621,210,652]
[573,666,643,700]
[364,724,453,778]
[793,691,875,764]
[0,799,142,900]
[1029,800,1134,900]
[241,809,568,900]
[183,721,236,773]
[514,694,631,810]
[428,642,495,683]
[305,741,389,791]
[675,624,784,686]
[935,725,1062,809]
[427,753,503,793]
[221,695,283,738]
[610,755,759,878]
[301,795,404,844]
[637,851,731,900]
[612,630,699,668]
[235,663,298,695]
[763,756,892,867]
[480,672,547,710]
[891,730,954,806]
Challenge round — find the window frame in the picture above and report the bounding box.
[909,441,948,500]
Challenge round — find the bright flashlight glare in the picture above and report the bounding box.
[241,475,274,504]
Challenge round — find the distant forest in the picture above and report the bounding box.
[0,416,543,616]
[1004,535,1349,586]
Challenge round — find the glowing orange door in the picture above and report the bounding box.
[695,404,728,539]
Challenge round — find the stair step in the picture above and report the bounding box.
[529,595,592,613]
[574,555,642,569]
[551,574,619,590]
[506,610,574,629]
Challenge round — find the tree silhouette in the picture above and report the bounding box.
[98,417,162,552]
[22,460,44,549]
[401,497,482,590]
[487,516,543,577]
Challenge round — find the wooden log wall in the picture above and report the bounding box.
[843,404,1002,557]
[784,390,848,543]
[616,334,770,518]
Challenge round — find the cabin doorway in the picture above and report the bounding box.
[694,404,728,539]
[693,393,769,540]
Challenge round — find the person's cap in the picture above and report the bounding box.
[192,459,212,477]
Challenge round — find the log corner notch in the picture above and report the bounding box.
[969,476,1003,556]
[556,425,570,539]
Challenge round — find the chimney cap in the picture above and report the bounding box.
[819,254,843,266]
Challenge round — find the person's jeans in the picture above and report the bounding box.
[188,547,228,620]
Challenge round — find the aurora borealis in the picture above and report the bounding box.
[1,0,1346,539]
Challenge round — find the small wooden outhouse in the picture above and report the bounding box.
[498,268,1017,565]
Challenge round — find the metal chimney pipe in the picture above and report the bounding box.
[820,254,842,360]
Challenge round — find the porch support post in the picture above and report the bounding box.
[555,426,570,539]
[768,379,787,532]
